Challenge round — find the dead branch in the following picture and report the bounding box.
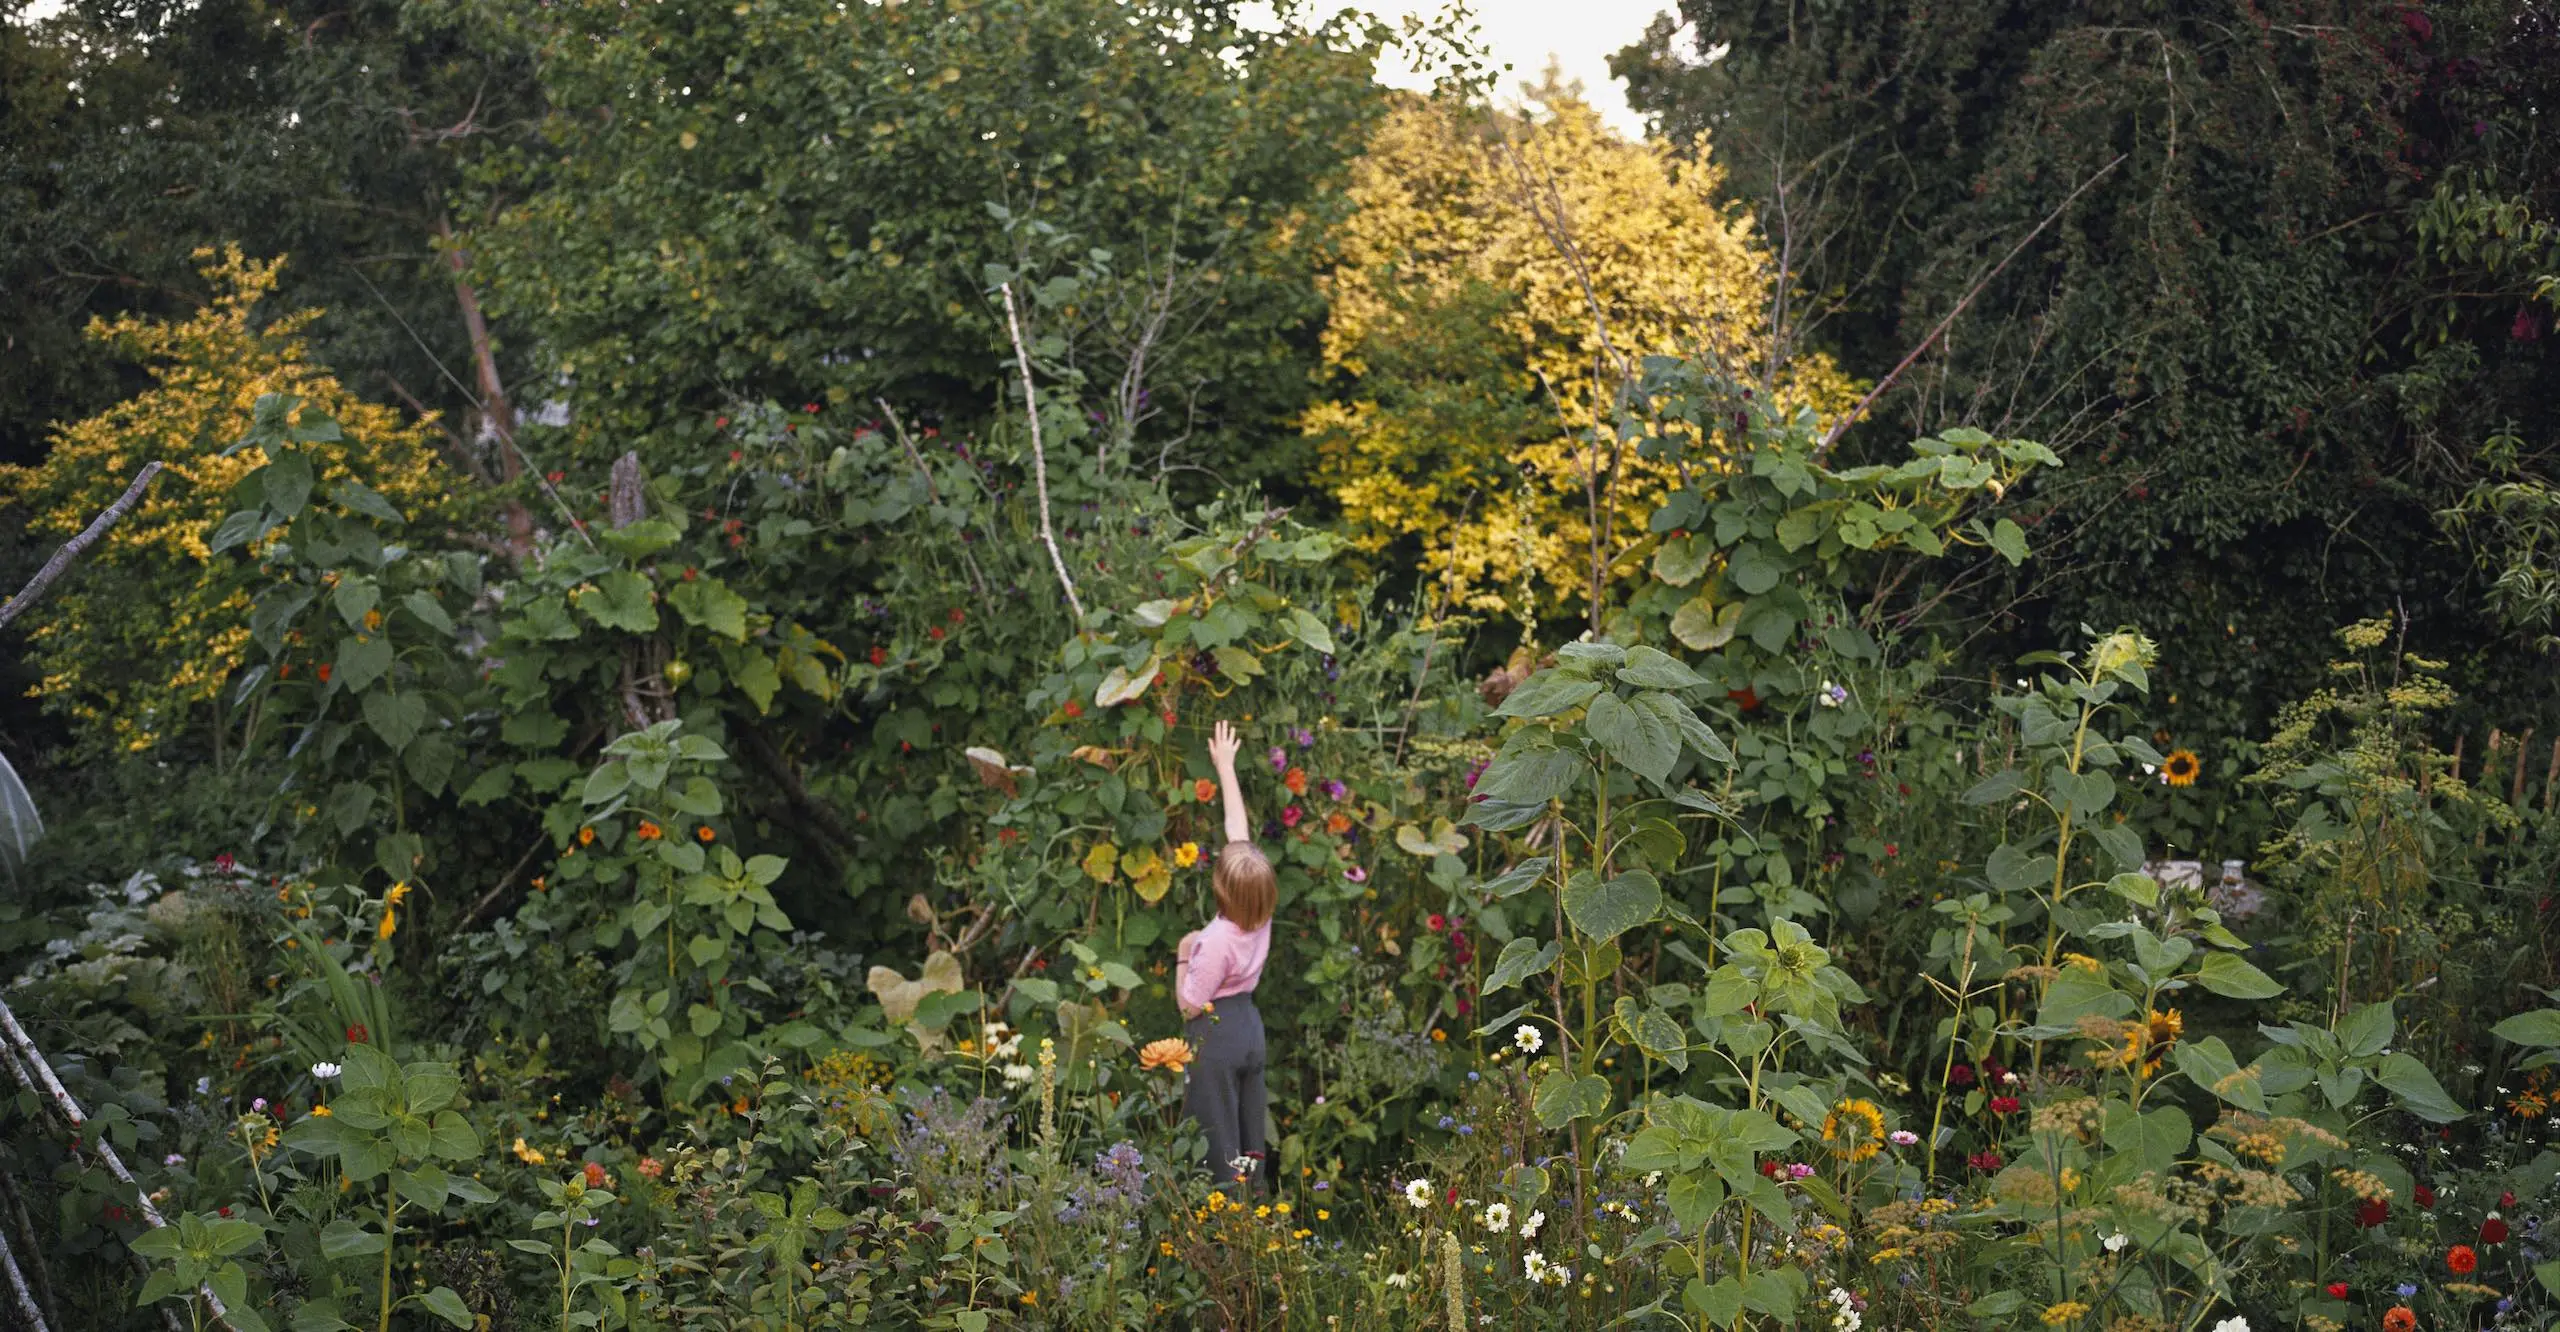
[0,463,163,632]
[999,282,1088,623]
[1818,154,2126,455]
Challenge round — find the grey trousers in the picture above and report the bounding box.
[1183,993,1267,1194]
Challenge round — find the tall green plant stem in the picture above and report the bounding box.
[376,1175,397,1332]
[2032,699,2100,1081]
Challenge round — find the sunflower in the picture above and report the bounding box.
[2161,749,2202,787]
[2128,1008,2184,1078]
[1821,1097,1887,1162]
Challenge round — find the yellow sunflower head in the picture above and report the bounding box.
[1821,1097,1887,1161]
[2161,749,2202,787]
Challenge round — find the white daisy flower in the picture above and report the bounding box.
[1404,1178,1434,1209]
[1480,1202,1511,1233]
[1513,1024,1543,1055]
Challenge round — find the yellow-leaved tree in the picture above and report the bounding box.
[1302,85,1856,621]
[1,245,448,753]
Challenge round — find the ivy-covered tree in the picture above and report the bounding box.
[1613,0,2560,743]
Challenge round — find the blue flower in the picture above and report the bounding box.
[2397,1284,2418,1298]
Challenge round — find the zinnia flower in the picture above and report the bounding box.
[1284,767,1308,795]
[583,1161,608,1189]
[1989,1095,2021,1115]
[1889,1129,1919,1147]
[1138,1038,1193,1073]
[2483,1215,2511,1244]
[1968,1150,2003,1171]
[1281,805,1303,829]
[2384,1307,2417,1332]
[2357,1197,2390,1227]
[2417,1185,2437,1209]
[2448,1245,2477,1275]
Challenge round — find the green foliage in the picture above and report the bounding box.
[460,0,1397,484]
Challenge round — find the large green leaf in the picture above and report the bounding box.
[1564,869,1661,942]
[1485,937,1562,993]
[333,634,393,693]
[1615,645,1703,689]
[362,690,427,751]
[1473,746,1584,804]
[1494,671,1602,719]
[669,577,750,641]
[2374,1052,2465,1123]
[2193,951,2284,1000]
[1532,1071,1611,1128]
[1583,691,1677,785]
[2493,1010,2560,1048]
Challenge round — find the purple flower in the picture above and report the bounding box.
[1343,866,1368,883]
[1295,728,1314,748]
[1787,1163,1815,1179]
[1267,747,1287,773]
[1323,779,1348,800]
[163,1153,185,1166]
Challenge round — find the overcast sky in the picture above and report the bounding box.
[1355,0,1683,139]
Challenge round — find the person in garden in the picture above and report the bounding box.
[1177,718,1275,1195]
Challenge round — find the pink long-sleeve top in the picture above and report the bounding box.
[1178,915,1269,1014]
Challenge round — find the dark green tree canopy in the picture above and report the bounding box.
[1616,0,2560,737]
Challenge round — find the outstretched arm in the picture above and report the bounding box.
[1208,720,1251,844]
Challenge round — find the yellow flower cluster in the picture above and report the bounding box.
[0,245,445,752]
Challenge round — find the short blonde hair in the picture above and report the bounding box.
[1213,841,1276,932]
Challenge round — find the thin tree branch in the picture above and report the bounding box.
[999,282,1087,624]
[1818,154,2127,455]
[0,463,163,631]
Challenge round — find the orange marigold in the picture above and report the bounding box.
[1325,812,1351,835]
[1283,767,1308,795]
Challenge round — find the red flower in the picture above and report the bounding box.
[2327,1283,2349,1299]
[2357,1198,2390,1228]
[1989,1096,2021,1115]
[2502,1191,2518,1210]
[1194,779,1216,802]
[1162,709,1177,727]
[2482,1216,2511,1244]
[804,402,820,413]
[2447,1245,2477,1275]
[316,663,333,684]
[345,1024,369,1044]
[1967,1150,2003,1172]
[1727,686,1761,711]
[1280,805,1303,829]
[583,1161,609,1189]
[869,647,887,666]
[213,853,235,871]
[714,416,728,428]
[928,626,945,640]
[1426,914,1448,933]
[2384,1307,2417,1332]
[1948,1064,1976,1088]
[1063,701,1083,719]
[2416,1185,2436,1209]
[728,450,744,463]
[1759,1160,1781,1178]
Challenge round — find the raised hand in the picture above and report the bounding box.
[1208,718,1242,772]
